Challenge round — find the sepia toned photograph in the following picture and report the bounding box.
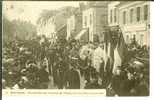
[2,1,150,96]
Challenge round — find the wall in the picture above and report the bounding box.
[82,5,108,42]
[95,6,108,42]
[82,8,94,41]
[118,1,150,46]
[67,14,82,40]
[108,1,120,26]
[74,14,82,38]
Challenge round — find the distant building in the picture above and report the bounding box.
[66,12,82,40]
[108,1,120,27]
[108,1,150,46]
[81,1,108,42]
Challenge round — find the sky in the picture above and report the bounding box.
[3,1,81,25]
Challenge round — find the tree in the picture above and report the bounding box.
[3,16,15,42]
[3,16,37,42]
[36,6,78,44]
[37,9,58,26]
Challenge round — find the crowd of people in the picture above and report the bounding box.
[106,37,149,96]
[2,31,149,96]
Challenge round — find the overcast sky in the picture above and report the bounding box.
[3,1,81,25]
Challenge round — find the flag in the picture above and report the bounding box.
[112,30,128,75]
[117,31,127,62]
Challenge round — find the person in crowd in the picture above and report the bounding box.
[55,56,68,89]
[64,61,80,89]
[120,66,136,96]
[52,62,58,86]
[92,43,104,73]
[46,46,55,76]
[110,65,143,96]
[84,59,96,84]
[84,71,101,89]
[128,64,149,96]
[110,66,128,96]
[26,63,39,89]
[37,63,49,89]
[12,76,29,89]
[2,33,149,94]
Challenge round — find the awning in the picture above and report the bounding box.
[75,29,88,40]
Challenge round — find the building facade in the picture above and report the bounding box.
[108,1,150,46]
[108,1,120,27]
[66,13,82,40]
[82,1,108,42]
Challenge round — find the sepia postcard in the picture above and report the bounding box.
[2,0,150,96]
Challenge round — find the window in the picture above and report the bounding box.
[136,7,141,22]
[110,10,112,23]
[123,11,126,24]
[126,35,129,43]
[84,16,87,27]
[100,14,106,25]
[133,34,136,42]
[90,14,92,25]
[140,34,144,46]
[71,19,74,29]
[114,8,116,23]
[130,9,134,23]
[144,5,148,21]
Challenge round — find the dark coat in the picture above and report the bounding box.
[56,66,65,89]
[37,69,49,83]
[111,74,136,96]
[111,75,124,96]
[65,68,80,89]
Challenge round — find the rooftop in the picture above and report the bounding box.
[115,1,134,7]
